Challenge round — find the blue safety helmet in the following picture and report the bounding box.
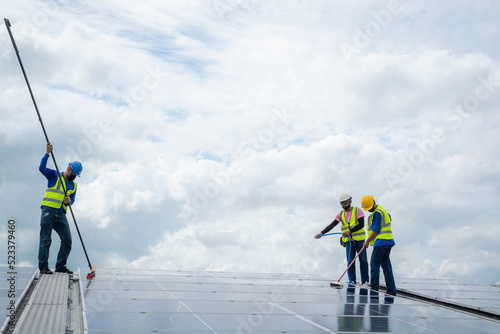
[68,161,83,177]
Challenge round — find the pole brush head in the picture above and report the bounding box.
[86,265,96,279]
[330,282,343,289]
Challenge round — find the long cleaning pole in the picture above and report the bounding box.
[4,18,96,278]
[334,246,366,286]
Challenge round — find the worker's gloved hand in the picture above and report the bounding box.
[46,142,53,155]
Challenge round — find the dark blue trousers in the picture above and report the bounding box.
[346,240,369,284]
[38,207,72,270]
[370,245,397,295]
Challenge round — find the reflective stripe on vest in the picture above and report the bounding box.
[41,175,76,213]
[340,207,366,242]
[367,205,393,246]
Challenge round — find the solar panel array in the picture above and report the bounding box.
[0,267,37,332]
[396,277,500,316]
[79,268,500,333]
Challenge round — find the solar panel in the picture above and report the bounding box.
[395,277,500,316]
[79,268,500,333]
[0,267,37,332]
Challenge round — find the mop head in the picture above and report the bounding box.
[330,282,343,288]
[86,265,96,279]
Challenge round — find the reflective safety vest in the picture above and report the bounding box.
[41,175,76,213]
[339,207,366,242]
[367,205,393,246]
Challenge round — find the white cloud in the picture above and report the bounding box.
[1,0,500,286]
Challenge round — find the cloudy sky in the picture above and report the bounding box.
[1,0,499,285]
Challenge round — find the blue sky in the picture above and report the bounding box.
[1,0,499,285]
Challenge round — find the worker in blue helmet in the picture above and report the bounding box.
[68,161,83,180]
[38,142,83,275]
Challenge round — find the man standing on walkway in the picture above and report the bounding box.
[315,193,369,285]
[38,142,82,275]
[361,195,397,296]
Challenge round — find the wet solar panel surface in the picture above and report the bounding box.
[79,268,500,333]
[0,267,37,330]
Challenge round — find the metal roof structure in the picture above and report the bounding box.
[2,267,500,333]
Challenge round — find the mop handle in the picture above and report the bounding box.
[336,246,366,283]
[315,232,342,238]
[4,18,95,275]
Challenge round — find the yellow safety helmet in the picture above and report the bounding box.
[361,195,374,211]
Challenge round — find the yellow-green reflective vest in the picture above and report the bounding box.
[340,207,366,242]
[41,175,76,213]
[367,205,393,246]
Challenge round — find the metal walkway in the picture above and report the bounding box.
[13,273,69,334]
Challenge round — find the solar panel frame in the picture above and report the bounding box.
[79,268,500,333]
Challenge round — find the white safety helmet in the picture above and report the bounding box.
[339,193,352,202]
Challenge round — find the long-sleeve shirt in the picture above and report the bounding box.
[39,154,76,210]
